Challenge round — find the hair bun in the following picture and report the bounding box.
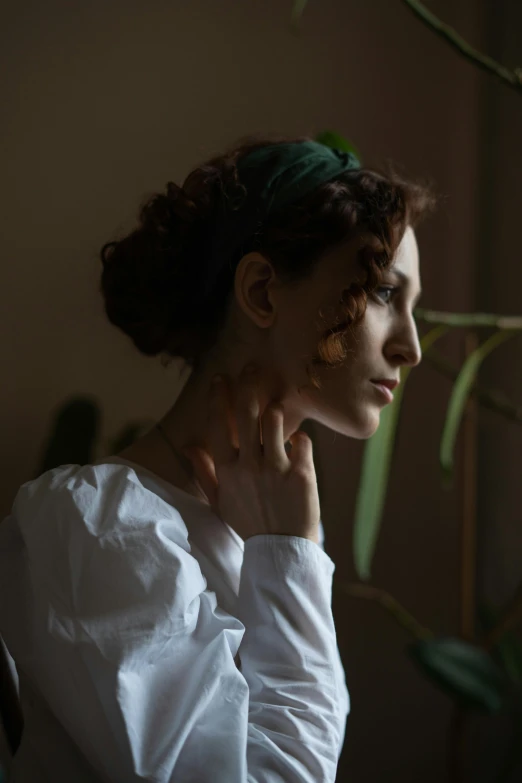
[139,181,200,242]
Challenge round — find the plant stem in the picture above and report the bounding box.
[422,349,522,427]
[402,0,522,94]
[335,582,434,640]
[460,333,478,642]
[414,308,522,330]
[481,580,522,652]
[448,706,470,783]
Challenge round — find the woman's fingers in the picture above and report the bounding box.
[261,402,289,469]
[206,365,290,472]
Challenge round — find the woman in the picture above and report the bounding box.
[0,134,435,782]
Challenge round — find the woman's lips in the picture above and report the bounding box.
[371,381,394,403]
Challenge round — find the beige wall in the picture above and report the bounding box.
[2,1,520,780]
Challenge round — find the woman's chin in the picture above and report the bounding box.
[320,408,381,440]
[353,417,381,440]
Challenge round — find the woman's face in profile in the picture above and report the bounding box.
[233,225,423,443]
[144,225,424,477]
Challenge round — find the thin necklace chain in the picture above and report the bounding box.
[155,422,208,503]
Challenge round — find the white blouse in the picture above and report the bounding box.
[0,456,349,782]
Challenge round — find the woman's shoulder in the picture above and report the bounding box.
[10,461,192,554]
[2,463,213,662]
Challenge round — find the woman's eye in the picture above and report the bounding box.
[376,286,397,304]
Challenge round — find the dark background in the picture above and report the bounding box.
[1,1,521,780]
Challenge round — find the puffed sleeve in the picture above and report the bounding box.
[4,463,346,782]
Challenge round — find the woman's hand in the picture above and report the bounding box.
[183,364,320,544]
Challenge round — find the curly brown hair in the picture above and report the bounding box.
[99,132,437,390]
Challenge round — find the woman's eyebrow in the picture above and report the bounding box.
[388,269,422,304]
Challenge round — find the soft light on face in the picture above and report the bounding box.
[262,225,423,440]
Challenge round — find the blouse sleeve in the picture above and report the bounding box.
[10,464,346,782]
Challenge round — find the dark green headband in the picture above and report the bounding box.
[201,140,361,301]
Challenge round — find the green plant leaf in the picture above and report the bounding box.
[440,329,517,487]
[352,373,404,581]
[417,323,451,352]
[353,325,450,581]
[315,130,362,164]
[291,0,310,26]
[407,636,508,713]
[36,397,101,476]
